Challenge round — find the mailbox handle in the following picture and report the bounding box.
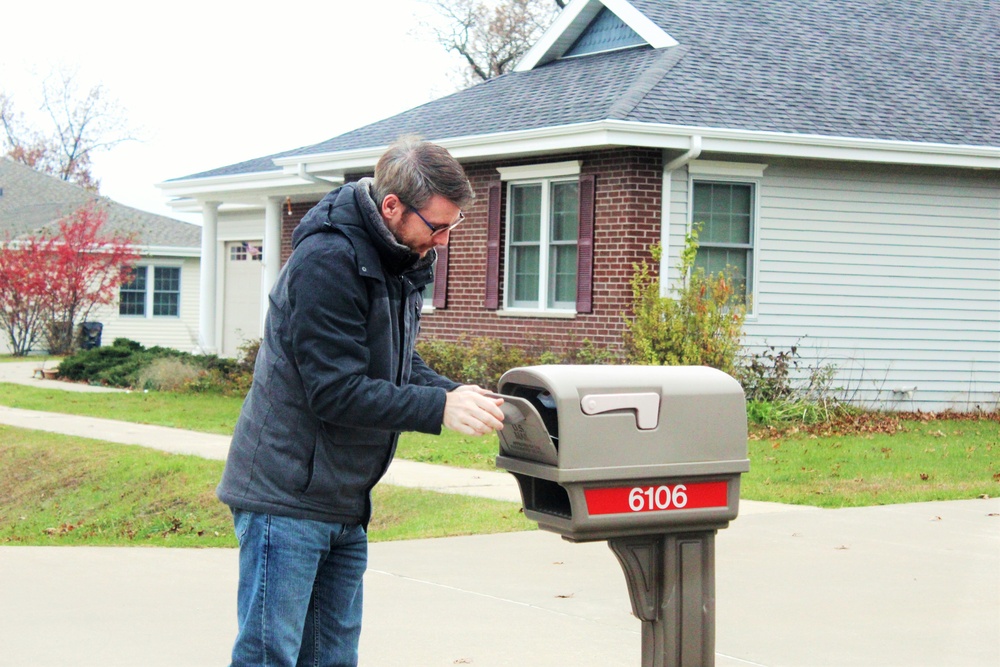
[580,392,660,430]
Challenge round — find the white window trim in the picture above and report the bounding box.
[688,160,767,179]
[502,176,581,315]
[686,165,764,318]
[120,262,184,319]
[497,160,581,182]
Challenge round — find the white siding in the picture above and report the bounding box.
[218,210,265,242]
[97,257,201,352]
[667,160,1000,412]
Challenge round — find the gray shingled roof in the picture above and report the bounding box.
[0,158,200,248]
[181,0,998,180]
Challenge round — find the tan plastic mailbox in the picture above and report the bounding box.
[495,365,750,667]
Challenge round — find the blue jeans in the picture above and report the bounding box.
[230,510,368,667]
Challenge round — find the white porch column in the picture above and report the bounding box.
[199,201,220,354]
[261,196,283,331]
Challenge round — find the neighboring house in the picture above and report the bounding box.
[0,157,201,353]
[159,0,999,411]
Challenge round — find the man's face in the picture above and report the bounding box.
[381,193,463,258]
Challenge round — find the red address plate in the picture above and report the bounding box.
[585,481,729,515]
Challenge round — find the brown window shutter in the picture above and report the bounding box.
[432,245,449,308]
[484,181,502,310]
[576,174,596,313]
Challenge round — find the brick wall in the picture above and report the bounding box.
[276,147,663,358]
[421,147,662,356]
[280,201,317,264]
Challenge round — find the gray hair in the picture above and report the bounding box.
[372,136,475,211]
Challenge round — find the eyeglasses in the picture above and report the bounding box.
[406,204,465,237]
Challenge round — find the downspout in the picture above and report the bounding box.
[659,136,702,295]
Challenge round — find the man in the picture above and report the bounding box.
[217,137,506,667]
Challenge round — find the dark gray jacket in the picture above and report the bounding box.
[217,180,459,525]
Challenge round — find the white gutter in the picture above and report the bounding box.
[164,120,999,205]
[279,120,1000,173]
[660,136,702,295]
[133,244,202,258]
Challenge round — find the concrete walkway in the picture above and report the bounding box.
[1,362,998,666]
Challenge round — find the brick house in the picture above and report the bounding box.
[160,0,999,411]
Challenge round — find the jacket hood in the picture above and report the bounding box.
[291,179,435,276]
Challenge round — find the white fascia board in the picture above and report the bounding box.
[133,245,202,258]
[170,122,999,205]
[516,0,602,72]
[158,171,297,198]
[157,170,332,206]
[601,0,677,48]
[275,151,385,174]
[166,198,265,215]
[516,0,677,72]
[437,119,999,170]
[292,120,1000,171]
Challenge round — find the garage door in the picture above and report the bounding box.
[223,240,263,357]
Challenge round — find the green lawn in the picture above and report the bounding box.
[0,426,532,547]
[0,383,243,434]
[742,419,999,507]
[0,382,996,512]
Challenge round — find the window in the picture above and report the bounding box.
[119,268,146,316]
[487,161,594,314]
[152,267,181,316]
[691,181,754,299]
[506,179,580,310]
[229,242,262,261]
[119,265,182,317]
[687,161,764,303]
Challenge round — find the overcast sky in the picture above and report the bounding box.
[1,0,461,223]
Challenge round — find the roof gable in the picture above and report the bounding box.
[516,0,676,71]
[564,7,646,58]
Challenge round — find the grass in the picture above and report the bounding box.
[396,430,500,470]
[0,380,996,518]
[0,426,532,547]
[742,418,999,507]
[0,383,243,434]
[0,381,497,467]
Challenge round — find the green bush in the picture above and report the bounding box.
[623,227,747,376]
[57,338,252,395]
[739,342,849,428]
[416,335,618,391]
[417,335,534,391]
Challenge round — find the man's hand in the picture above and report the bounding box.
[443,385,505,436]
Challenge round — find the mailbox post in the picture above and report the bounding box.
[494,365,749,667]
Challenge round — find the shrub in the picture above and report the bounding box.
[416,335,534,391]
[623,227,746,376]
[739,342,848,427]
[57,338,252,395]
[416,335,619,390]
[57,338,179,387]
[136,357,206,392]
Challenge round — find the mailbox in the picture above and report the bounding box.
[495,364,749,542]
[494,365,750,667]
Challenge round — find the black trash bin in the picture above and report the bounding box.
[80,322,103,350]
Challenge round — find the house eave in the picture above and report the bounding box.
[283,120,1000,174]
[167,120,999,205]
[156,169,334,207]
[135,245,202,258]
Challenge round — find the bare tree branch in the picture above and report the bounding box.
[2,69,138,192]
[423,0,562,87]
